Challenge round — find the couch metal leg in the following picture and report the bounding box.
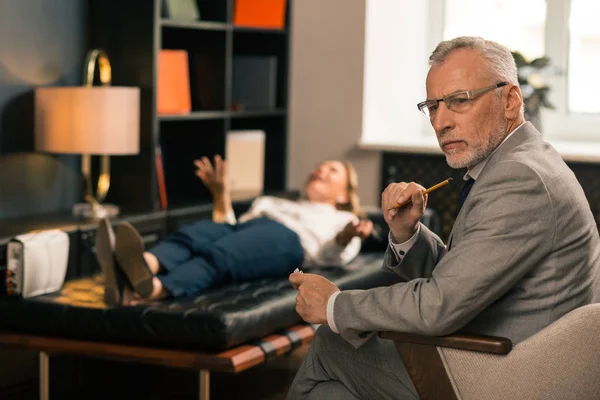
[199,369,210,400]
[39,351,50,400]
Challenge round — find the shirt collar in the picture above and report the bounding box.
[464,122,525,181]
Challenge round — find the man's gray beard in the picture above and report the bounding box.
[445,121,508,169]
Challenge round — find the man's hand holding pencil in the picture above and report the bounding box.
[382,178,453,244]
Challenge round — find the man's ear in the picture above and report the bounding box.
[504,84,523,120]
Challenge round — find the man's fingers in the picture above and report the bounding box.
[382,182,408,211]
[295,292,306,308]
[394,188,412,208]
[411,190,424,208]
[289,272,304,289]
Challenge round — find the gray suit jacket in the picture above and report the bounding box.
[334,122,600,348]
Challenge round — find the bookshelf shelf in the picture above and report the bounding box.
[158,109,287,121]
[233,26,288,34]
[159,21,288,35]
[159,111,230,121]
[229,109,286,118]
[160,20,230,31]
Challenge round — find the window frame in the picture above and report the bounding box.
[542,0,600,141]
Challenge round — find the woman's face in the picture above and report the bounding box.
[304,161,349,205]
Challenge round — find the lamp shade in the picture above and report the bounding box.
[35,86,140,155]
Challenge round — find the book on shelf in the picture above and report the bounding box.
[232,56,277,110]
[157,49,191,115]
[225,130,265,197]
[162,0,200,21]
[155,145,168,210]
[233,0,287,30]
[190,53,224,110]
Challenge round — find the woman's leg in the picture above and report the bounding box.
[208,217,304,282]
[115,220,234,299]
[148,220,234,272]
[157,218,304,297]
[156,255,220,297]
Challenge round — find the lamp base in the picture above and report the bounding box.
[72,203,120,219]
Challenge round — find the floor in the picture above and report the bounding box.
[2,345,310,400]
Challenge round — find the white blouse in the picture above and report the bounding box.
[221,196,362,267]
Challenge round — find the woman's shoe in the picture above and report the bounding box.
[95,218,124,306]
[114,222,154,298]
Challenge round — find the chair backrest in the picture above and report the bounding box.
[441,303,600,400]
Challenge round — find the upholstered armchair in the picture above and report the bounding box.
[379,303,600,400]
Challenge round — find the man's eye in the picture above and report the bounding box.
[448,97,469,107]
[429,102,439,111]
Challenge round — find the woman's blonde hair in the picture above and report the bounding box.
[335,161,363,217]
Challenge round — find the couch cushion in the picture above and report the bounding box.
[0,253,397,352]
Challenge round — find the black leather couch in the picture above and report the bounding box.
[0,208,440,352]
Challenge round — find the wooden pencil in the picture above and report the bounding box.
[388,178,453,210]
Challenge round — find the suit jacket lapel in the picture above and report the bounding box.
[445,122,540,251]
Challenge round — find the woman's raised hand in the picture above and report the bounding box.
[194,155,229,198]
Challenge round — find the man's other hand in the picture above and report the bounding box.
[289,272,339,325]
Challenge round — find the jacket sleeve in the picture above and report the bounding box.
[333,161,555,348]
[382,223,447,281]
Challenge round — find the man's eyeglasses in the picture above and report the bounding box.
[417,82,508,117]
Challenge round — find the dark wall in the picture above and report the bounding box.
[0,0,88,219]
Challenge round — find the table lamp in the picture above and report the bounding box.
[35,49,140,219]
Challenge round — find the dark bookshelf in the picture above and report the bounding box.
[88,0,291,213]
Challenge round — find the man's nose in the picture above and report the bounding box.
[431,102,455,134]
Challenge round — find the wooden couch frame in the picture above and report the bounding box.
[0,323,315,400]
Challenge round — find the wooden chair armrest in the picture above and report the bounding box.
[378,332,512,399]
[378,331,512,355]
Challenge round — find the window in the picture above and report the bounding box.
[568,0,600,114]
[443,0,546,61]
[441,0,600,140]
[360,0,600,151]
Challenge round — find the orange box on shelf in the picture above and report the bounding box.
[157,49,191,115]
[233,0,287,30]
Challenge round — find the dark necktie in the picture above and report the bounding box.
[457,178,475,212]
